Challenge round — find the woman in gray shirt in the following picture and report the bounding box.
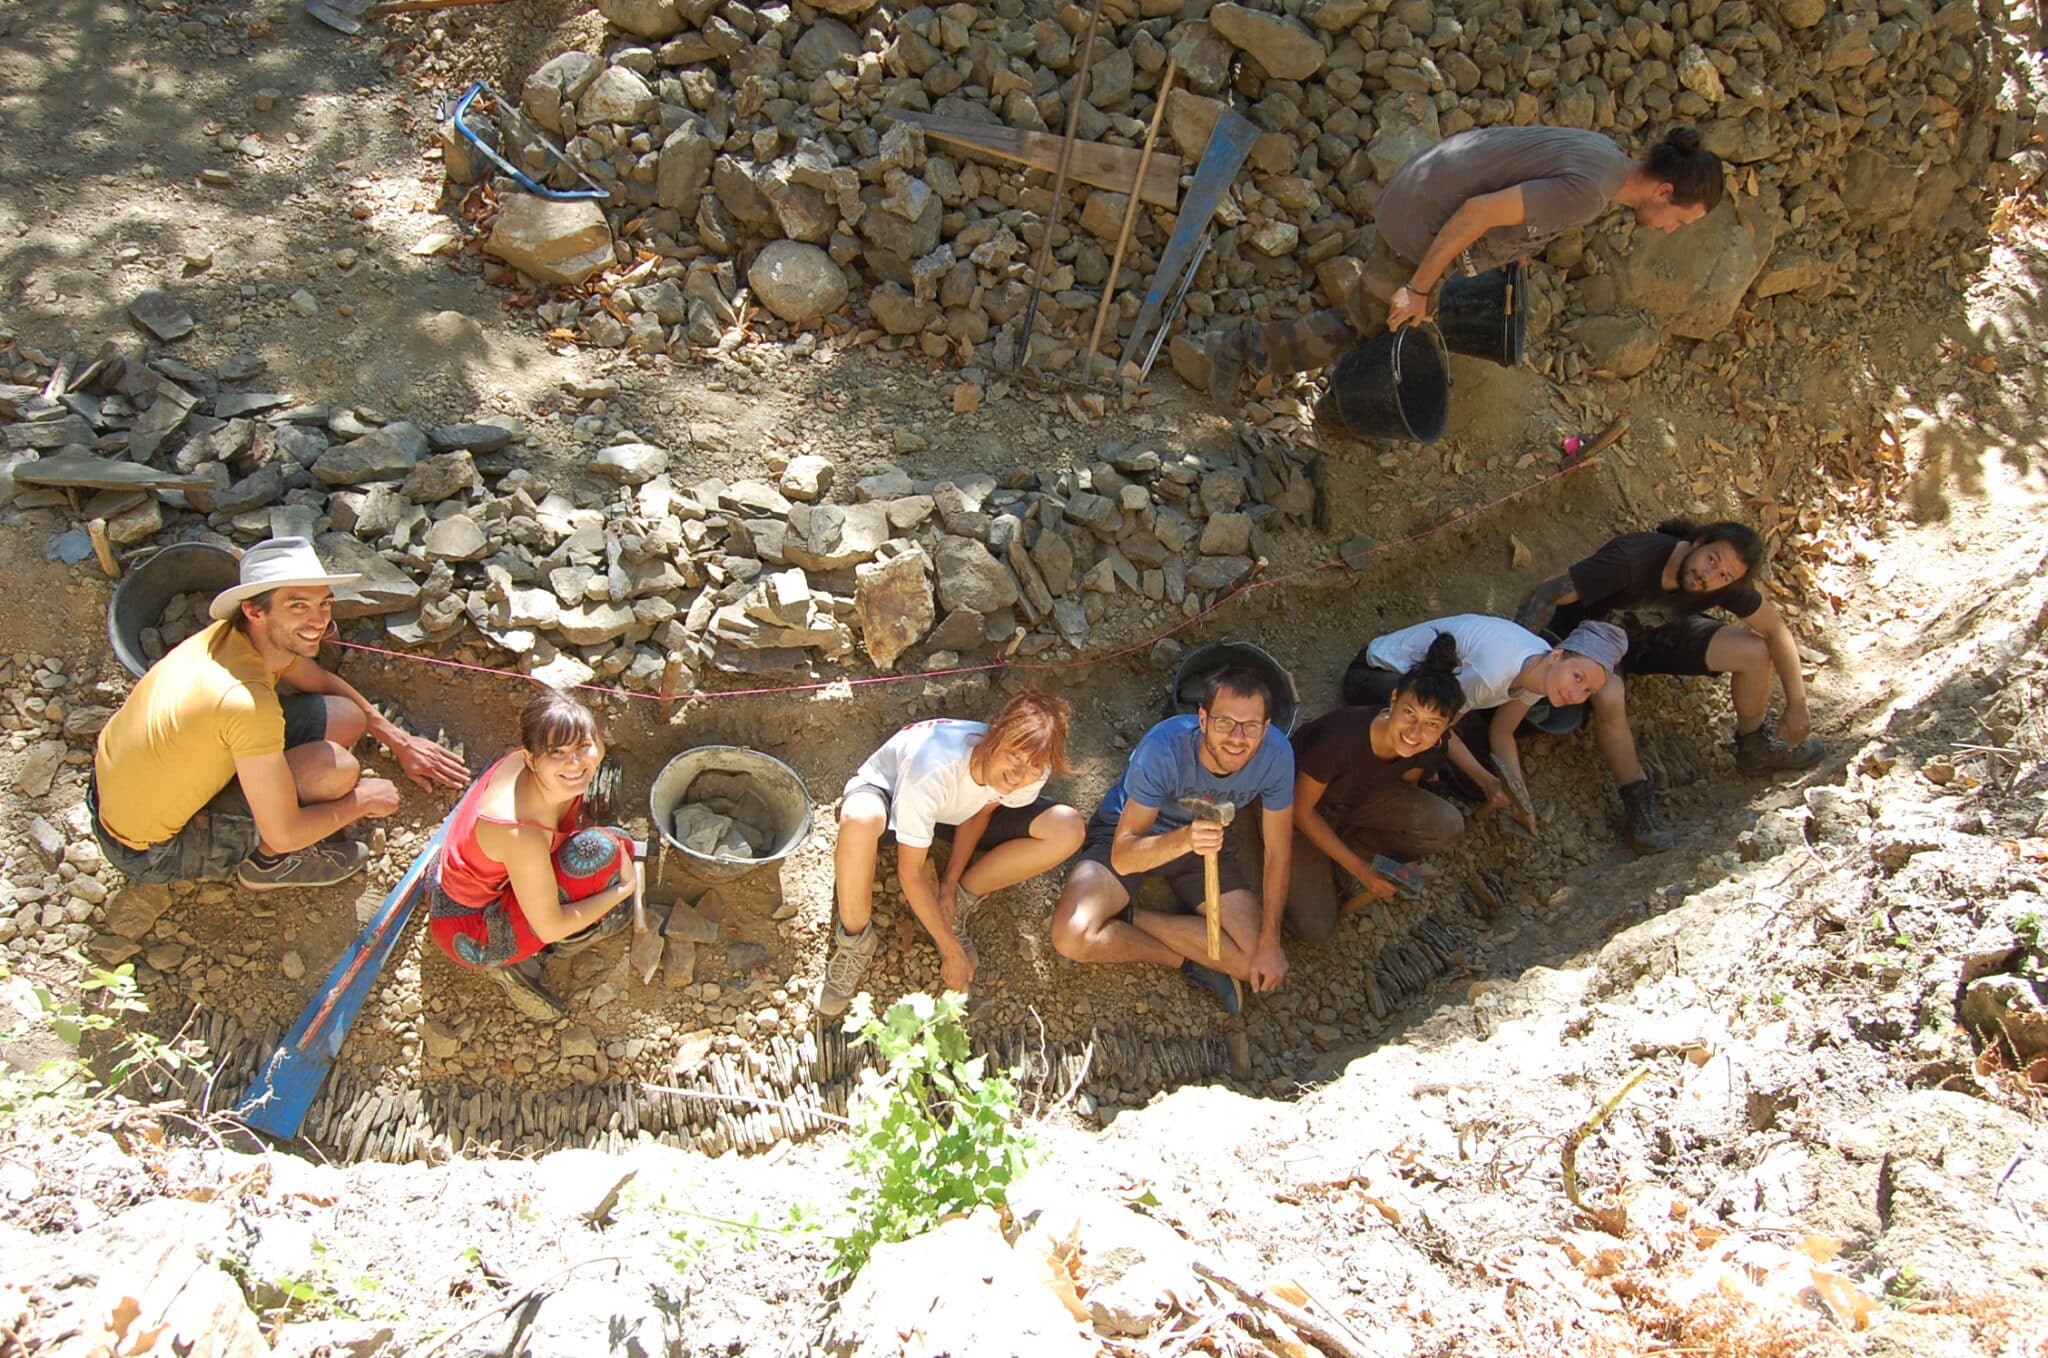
[1209,126,1723,412]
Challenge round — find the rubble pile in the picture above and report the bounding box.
[448,0,2036,397]
[0,329,1319,690]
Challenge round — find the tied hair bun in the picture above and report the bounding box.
[1660,126,1702,154]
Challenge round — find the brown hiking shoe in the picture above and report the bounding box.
[1617,779,1676,854]
[1207,328,1250,412]
[1735,726,1826,777]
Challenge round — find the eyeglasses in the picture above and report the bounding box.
[1206,716,1268,739]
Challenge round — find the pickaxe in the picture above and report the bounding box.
[1177,797,1236,961]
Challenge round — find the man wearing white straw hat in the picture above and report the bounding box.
[91,537,469,891]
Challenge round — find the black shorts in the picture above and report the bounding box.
[91,693,331,884]
[1618,615,1726,678]
[844,783,1058,854]
[1074,807,1251,911]
[1340,649,1398,708]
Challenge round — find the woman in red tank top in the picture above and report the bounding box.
[426,691,636,1020]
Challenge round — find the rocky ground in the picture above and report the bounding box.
[2,0,2047,1354]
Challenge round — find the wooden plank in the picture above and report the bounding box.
[894,110,1182,208]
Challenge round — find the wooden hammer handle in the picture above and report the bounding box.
[1202,851,1221,961]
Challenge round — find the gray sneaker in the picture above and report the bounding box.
[237,838,370,892]
[817,922,880,1019]
[489,960,564,1022]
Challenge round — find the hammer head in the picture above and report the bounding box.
[1177,796,1236,827]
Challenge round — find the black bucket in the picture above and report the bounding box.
[1169,639,1301,735]
[1328,324,1449,444]
[1436,261,1526,368]
[107,542,239,678]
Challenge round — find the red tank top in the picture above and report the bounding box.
[437,752,584,908]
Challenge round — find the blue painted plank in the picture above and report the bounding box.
[237,821,448,1139]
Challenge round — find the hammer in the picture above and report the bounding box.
[1177,797,1236,960]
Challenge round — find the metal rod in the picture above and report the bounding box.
[1136,229,1211,385]
[1081,55,1177,382]
[1012,0,1106,375]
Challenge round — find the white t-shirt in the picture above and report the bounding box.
[1364,614,1550,712]
[846,719,1049,848]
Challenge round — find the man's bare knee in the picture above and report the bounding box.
[324,697,368,746]
[291,741,360,803]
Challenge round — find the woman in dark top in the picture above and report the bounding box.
[1276,634,1477,942]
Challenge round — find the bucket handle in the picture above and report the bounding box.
[1390,322,1450,389]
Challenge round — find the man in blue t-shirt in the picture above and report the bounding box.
[1050,668,1296,1015]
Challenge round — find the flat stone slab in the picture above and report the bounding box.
[14,451,211,491]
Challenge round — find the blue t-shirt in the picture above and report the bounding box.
[1097,715,1295,831]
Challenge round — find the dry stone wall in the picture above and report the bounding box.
[461,0,2038,388]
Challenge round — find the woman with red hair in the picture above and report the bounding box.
[817,688,1084,1016]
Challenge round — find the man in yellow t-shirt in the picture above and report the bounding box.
[92,537,469,891]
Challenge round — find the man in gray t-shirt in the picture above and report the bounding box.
[1208,125,1724,418]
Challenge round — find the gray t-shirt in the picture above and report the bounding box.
[1377,127,1633,276]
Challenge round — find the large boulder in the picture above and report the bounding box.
[934,536,1019,615]
[315,533,423,618]
[1207,3,1325,80]
[747,241,849,323]
[1612,197,1772,341]
[855,547,934,671]
[486,196,615,287]
[1568,311,1663,377]
[578,65,657,125]
[313,422,427,486]
[595,0,685,39]
[522,52,599,135]
[823,1210,1093,1358]
[655,120,716,210]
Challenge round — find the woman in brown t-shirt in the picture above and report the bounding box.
[1273,634,1487,942]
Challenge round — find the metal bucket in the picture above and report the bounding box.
[107,542,239,677]
[1169,639,1301,734]
[648,746,813,882]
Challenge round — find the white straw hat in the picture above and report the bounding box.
[208,537,360,621]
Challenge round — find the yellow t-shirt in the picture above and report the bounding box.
[94,620,285,849]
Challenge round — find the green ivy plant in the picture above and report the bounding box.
[1,957,207,1119]
[829,991,1034,1284]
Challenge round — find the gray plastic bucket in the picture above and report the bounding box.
[648,746,813,882]
[1169,639,1301,735]
[107,542,239,677]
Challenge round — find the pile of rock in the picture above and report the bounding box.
[1,326,1318,690]
[454,0,2021,391]
[670,769,778,858]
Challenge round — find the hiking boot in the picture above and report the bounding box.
[817,922,880,1019]
[1734,725,1826,777]
[1180,958,1242,1016]
[489,959,564,1022]
[237,838,370,892]
[546,898,633,958]
[1207,328,1250,412]
[1617,779,1676,854]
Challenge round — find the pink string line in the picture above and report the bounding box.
[332,447,1604,704]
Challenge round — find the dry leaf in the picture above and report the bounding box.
[1809,1267,1879,1330]
[1510,535,1532,569]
